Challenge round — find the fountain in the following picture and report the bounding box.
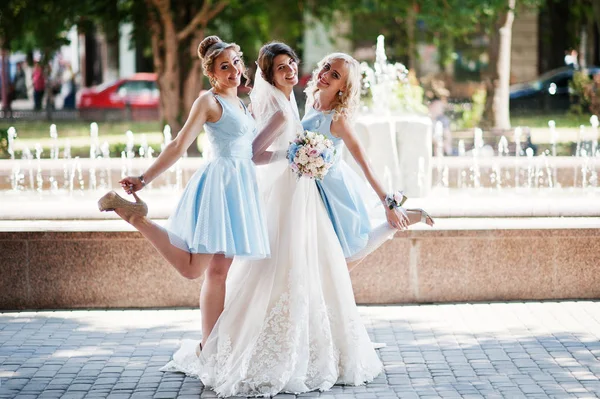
[0,34,599,309]
[353,35,432,196]
[341,34,598,219]
[0,121,192,219]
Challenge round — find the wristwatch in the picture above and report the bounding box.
[139,175,147,187]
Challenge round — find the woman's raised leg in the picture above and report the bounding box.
[115,208,214,280]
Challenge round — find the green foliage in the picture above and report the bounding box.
[569,70,600,117]
[0,128,8,157]
[348,0,543,74]
[360,62,427,114]
[2,0,86,63]
[565,0,600,49]
[394,85,427,114]
[569,70,592,116]
[458,87,486,129]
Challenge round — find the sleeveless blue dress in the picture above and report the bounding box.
[301,107,371,258]
[166,93,270,259]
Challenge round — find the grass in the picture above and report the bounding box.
[1,111,593,159]
[1,120,164,139]
[3,111,593,139]
[510,112,595,128]
[0,120,208,159]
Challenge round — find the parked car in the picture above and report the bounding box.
[510,66,600,113]
[78,73,160,120]
[78,72,255,120]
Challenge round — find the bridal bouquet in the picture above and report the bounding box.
[287,130,335,180]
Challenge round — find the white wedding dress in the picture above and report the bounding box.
[161,70,382,397]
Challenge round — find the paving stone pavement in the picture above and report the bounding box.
[1,302,600,398]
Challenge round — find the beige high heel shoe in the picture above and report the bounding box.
[406,208,434,226]
[98,190,148,217]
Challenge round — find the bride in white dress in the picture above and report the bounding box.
[161,42,383,397]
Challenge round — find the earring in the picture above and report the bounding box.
[210,77,217,87]
[338,91,343,96]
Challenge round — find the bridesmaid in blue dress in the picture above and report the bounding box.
[98,36,269,347]
[302,53,434,264]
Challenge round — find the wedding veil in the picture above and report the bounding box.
[251,66,301,165]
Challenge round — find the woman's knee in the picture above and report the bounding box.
[204,256,232,281]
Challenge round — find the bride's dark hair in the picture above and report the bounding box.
[257,42,299,86]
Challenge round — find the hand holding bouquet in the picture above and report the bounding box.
[287,130,336,180]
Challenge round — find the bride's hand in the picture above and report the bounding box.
[385,206,409,230]
[119,176,144,194]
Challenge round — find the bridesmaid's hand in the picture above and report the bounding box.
[119,176,144,194]
[385,206,409,230]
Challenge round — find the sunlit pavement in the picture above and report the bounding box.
[1,302,600,398]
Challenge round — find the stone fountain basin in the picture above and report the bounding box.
[1,217,598,309]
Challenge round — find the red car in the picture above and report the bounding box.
[78,72,255,120]
[78,73,160,120]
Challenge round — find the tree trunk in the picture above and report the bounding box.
[406,3,417,71]
[1,48,10,112]
[183,29,205,114]
[482,27,500,128]
[483,0,515,130]
[158,67,181,132]
[183,28,205,155]
[146,0,228,152]
[594,0,600,29]
[149,1,182,133]
[494,0,515,130]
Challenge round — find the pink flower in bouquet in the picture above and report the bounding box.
[393,192,404,203]
[287,129,336,181]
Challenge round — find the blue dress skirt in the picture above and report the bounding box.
[165,94,270,259]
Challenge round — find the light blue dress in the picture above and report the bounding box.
[166,93,270,259]
[301,107,371,258]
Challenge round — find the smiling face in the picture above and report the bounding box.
[315,58,348,95]
[209,48,244,89]
[270,54,298,91]
[305,53,362,120]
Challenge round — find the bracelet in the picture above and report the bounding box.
[139,175,147,187]
[385,190,407,210]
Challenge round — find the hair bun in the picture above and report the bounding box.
[198,36,222,59]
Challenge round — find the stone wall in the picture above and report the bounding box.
[1,219,599,310]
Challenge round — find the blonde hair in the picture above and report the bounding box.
[304,52,361,121]
[197,35,247,85]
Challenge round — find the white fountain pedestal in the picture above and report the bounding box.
[346,113,432,197]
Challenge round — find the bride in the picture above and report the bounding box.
[161,42,386,396]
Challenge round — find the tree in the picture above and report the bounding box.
[567,0,600,67]
[1,0,89,112]
[124,0,359,153]
[350,0,544,129]
[0,0,28,110]
[137,0,229,141]
[416,0,541,130]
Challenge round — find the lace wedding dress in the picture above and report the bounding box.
[161,69,382,397]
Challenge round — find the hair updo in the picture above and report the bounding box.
[257,42,299,86]
[197,35,246,82]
